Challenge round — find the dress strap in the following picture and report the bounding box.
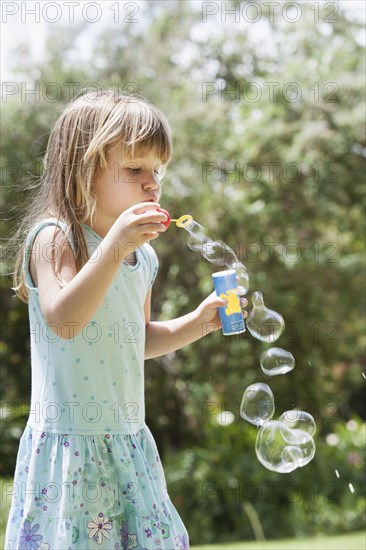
[23,218,75,291]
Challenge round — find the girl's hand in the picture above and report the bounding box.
[195,287,248,334]
[111,202,168,254]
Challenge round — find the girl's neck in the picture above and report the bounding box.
[85,215,113,239]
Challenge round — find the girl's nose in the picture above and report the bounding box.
[143,173,160,190]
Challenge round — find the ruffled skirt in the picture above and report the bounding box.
[4,424,189,549]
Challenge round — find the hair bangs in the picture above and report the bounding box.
[121,130,172,165]
[107,101,173,165]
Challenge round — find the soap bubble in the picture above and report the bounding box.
[281,445,303,466]
[182,220,213,252]
[180,219,240,269]
[226,260,250,294]
[246,291,285,343]
[179,219,250,290]
[281,427,316,467]
[240,383,275,426]
[279,410,316,436]
[255,420,316,473]
[260,347,295,376]
[202,241,238,267]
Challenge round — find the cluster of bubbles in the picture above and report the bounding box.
[239,382,316,473]
[177,216,317,473]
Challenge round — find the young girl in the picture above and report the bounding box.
[5,90,246,550]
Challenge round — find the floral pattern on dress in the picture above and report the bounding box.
[19,520,43,549]
[86,513,113,545]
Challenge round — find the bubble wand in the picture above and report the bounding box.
[155,208,193,229]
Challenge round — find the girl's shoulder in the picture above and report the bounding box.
[26,217,70,246]
[25,218,75,291]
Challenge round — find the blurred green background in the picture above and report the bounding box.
[1,0,365,545]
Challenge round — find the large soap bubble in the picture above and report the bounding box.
[260,347,295,376]
[240,383,275,426]
[177,217,240,269]
[246,291,285,343]
[202,241,238,267]
[255,420,316,473]
[281,445,303,466]
[279,410,316,436]
[182,219,213,252]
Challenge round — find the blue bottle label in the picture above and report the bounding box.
[212,270,246,336]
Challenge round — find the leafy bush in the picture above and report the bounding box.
[163,417,365,544]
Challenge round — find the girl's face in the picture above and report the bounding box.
[93,144,165,224]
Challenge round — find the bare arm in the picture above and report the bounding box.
[144,290,244,359]
[31,204,166,339]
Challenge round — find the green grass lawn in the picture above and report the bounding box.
[191,531,365,550]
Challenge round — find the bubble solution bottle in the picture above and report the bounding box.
[212,270,246,336]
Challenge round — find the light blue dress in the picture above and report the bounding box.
[5,219,189,550]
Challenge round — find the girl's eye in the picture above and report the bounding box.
[128,168,141,173]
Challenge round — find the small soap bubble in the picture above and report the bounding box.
[260,347,295,376]
[279,410,316,436]
[246,291,285,343]
[255,420,316,473]
[240,383,275,426]
[349,483,355,494]
[335,469,340,478]
[226,260,250,294]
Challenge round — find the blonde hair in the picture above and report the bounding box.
[12,90,173,302]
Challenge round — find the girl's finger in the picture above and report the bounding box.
[141,223,167,233]
[140,211,169,225]
[237,285,247,296]
[211,296,228,308]
[132,202,161,215]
